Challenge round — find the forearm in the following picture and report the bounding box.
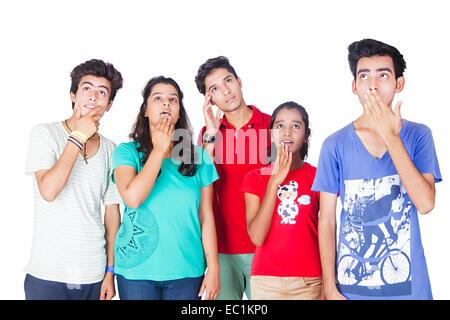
[198,185,220,271]
[199,213,219,271]
[104,204,121,267]
[247,182,277,246]
[36,141,80,202]
[385,135,435,213]
[318,215,338,296]
[120,149,164,208]
[318,192,341,298]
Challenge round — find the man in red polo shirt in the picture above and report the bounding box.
[195,56,271,299]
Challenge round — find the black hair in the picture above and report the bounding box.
[194,56,239,95]
[70,59,123,108]
[129,76,197,177]
[348,38,406,80]
[267,101,311,162]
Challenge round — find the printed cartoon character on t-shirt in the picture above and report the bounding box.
[277,181,311,224]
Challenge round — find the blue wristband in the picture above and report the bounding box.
[105,266,115,273]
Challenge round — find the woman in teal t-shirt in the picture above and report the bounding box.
[112,76,220,300]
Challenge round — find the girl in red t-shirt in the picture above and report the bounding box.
[241,101,322,300]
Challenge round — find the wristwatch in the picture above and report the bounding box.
[203,133,216,144]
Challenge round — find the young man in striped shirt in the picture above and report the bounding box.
[25,59,123,300]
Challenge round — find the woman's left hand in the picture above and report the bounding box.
[198,267,220,300]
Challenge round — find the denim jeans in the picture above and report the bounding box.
[117,274,204,300]
[24,274,102,300]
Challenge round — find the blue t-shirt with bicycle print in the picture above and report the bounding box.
[312,119,441,299]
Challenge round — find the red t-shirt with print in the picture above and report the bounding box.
[240,162,322,277]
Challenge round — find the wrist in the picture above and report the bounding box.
[105,265,115,274]
[267,178,281,190]
[206,262,220,273]
[383,132,401,148]
[204,128,218,136]
[203,132,217,144]
[151,147,166,158]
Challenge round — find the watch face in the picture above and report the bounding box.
[203,134,216,143]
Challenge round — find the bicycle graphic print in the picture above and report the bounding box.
[336,175,412,296]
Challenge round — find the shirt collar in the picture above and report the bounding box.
[220,105,264,129]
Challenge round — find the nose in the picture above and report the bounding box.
[89,91,97,102]
[222,85,231,96]
[369,77,378,91]
[283,127,293,137]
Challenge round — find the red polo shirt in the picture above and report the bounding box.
[198,106,271,254]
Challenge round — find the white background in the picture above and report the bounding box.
[0,0,448,300]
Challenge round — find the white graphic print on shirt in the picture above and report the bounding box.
[337,174,412,296]
[277,181,311,224]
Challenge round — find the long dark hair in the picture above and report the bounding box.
[129,76,197,176]
[267,101,311,162]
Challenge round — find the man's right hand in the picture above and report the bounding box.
[203,94,222,136]
[73,106,102,139]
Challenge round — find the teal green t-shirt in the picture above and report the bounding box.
[112,142,219,281]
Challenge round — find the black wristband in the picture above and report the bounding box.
[68,137,83,150]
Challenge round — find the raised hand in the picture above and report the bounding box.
[203,94,222,136]
[73,106,103,139]
[363,88,402,142]
[269,142,292,187]
[150,114,175,155]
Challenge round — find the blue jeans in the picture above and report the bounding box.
[24,274,102,300]
[117,274,204,300]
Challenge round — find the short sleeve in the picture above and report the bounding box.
[240,169,265,199]
[112,142,140,184]
[412,125,442,183]
[25,124,58,176]
[311,137,340,194]
[103,142,123,206]
[197,146,219,188]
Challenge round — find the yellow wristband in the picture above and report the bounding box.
[71,130,88,143]
[70,133,86,145]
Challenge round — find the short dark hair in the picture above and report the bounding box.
[70,59,123,108]
[348,39,406,80]
[194,56,239,95]
[268,101,311,162]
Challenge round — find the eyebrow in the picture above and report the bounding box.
[357,67,393,74]
[207,75,233,92]
[151,92,178,96]
[274,119,303,124]
[81,81,110,93]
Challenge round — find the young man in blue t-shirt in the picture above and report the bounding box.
[312,39,442,300]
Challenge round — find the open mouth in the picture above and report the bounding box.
[84,104,97,109]
[282,140,293,145]
[160,110,171,116]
